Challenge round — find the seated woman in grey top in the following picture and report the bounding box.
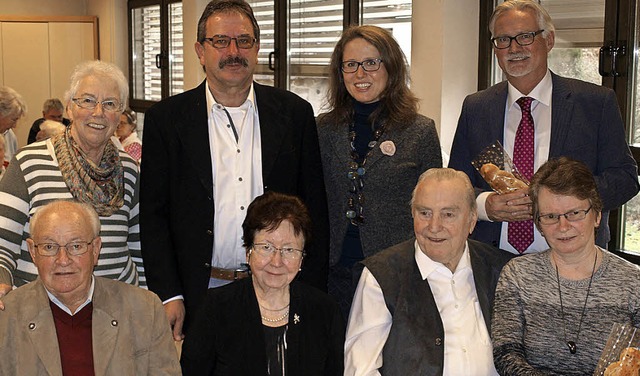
[492,157,640,375]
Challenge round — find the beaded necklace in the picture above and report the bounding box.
[346,122,385,225]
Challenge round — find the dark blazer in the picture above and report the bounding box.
[180,278,345,376]
[139,81,329,332]
[317,114,442,265]
[448,72,639,248]
[363,238,513,375]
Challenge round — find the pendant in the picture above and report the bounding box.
[567,341,577,354]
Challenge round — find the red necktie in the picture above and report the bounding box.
[508,97,534,254]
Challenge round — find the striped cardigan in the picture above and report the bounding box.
[0,139,144,287]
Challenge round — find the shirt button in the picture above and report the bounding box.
[435,338,442,346]
[463,348,467,353]
[240,206,245,210]
[227,124,231,128]
[206,229,213,235]
[237,149,240,153]
[451,280,455,285]
[455,304,459,309]
[238,177,243,181]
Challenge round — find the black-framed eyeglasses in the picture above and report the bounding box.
[340,58,383,73]
[72,97,122,113]
[33,240,95,257]
[537,206,593,225]
[491,29,544,49]
[252,242,305,261]
[202,35,257,49]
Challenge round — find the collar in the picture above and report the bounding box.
[414,240,471,279]
[507,69,553,109]
[45,276,95,316]
[205,82,256,112]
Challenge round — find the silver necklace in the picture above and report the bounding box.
[261,309,289,323]
[555,251,597,354]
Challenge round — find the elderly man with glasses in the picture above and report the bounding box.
[140,0,329,342]
[0,200,181,375]
[449,0,638,255]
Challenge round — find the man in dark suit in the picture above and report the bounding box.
[139,0,328,341]
[344,168,513,375]
[448,0,638,254]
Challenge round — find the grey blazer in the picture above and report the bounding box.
[318,114,442,265]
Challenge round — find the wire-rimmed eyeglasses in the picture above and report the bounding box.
[340,58,383,73]
[33,240,95,257]
[202,35,257,49]
[252,242,305,261]
[491,29,544,49]
[72,97,123,113]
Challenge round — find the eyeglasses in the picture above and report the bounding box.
[202,35,257,49]
[33,240,95,257]
[537,206,593,225]
[72,97,123,113]
[252,242,305,261]
[340,58,383,73]
[491,29,544,49]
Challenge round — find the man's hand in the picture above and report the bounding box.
[0,283,12,311]
[486,189,533,222]
[164,300,186,341]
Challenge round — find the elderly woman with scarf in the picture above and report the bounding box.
[0,60,143,304]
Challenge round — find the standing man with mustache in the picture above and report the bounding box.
[448,0,638,255]
[140,0,329,341]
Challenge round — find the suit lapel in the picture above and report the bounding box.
[326,122,350,167]
[549,73,574,158]
[91,279,119,376]
[254,83,287,181]
[26,281,63,376]
[175,81,214,192]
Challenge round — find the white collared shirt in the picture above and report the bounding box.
[206,84,264,274]
[46,276,96,315]
[344,241,497,376]
[477,69,553,254]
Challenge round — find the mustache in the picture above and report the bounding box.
[219,56,249,69]
[507,53,530,60]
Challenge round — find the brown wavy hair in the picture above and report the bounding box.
[322,25,418,130]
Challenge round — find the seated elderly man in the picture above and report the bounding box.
[345,168,514,375]
[0,200,180,375]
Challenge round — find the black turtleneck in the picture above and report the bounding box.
[341,100,381,268]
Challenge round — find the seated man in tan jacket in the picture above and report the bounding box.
[0,200,180,375]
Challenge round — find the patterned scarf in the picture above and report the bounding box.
[53,126,124,216]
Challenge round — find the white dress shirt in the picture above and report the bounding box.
[206,84,263,284]
[344,241,497,376]
[46,276,95,315]
[477,69,553,254]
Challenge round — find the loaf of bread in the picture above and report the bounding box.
[479,163,528,194]
[604,347,640,376]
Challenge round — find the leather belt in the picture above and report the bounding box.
[210,266,250,281]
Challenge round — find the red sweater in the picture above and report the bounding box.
[50,301,95,376]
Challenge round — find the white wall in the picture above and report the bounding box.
[412,0,479,163]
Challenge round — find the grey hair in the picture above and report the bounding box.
[0,86,27,119]
[42,98,64,113]
[30,200,101,239]
[64,60,128,112]
[39,120,66,139]
[411,168,477,212]
[489,0,555,39]
[197,0,260,44]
